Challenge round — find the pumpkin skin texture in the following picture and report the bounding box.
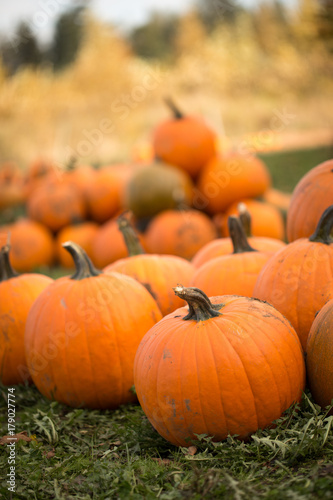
[197,154,271,214]
[253,206,333,351]
[0,219,55,272]
[104,214,195,315]
[24,242,162,409]
[191,217,272,297]
[287,159,333,242]
[152,98,217,179]
[0,245,53,385]
[124,160,194,219]
[223,199,285,240]
[306,299,333,412]
[55,222,99,268]
[144,209,217,260]
[134,286,305,447]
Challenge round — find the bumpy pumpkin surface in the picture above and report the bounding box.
[253,206,333,350]
[25,242,162,409]
[306,299,333,411]
[0,245,53,385]
[134,286,305,447]
[287,159,333,242]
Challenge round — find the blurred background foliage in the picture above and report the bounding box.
[0,0,332,164]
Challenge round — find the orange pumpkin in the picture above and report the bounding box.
[24,242,162,409]
[306,299,333,411]
[222,199,285,240]
[287,159,333,242]
[253,205,333,350]
[262,188,292,213]
[0,244,53,385]
[152,98,217,178]
[144,209,217,260]
[191,216,272,297]
[86,165,133,223]
[104,213,195,315]
[197,153,271,214]
[0,161,26,209]
[0,219,54,272]
[55,222,99,268]
[27,177,86,232]
[134,286,305,447]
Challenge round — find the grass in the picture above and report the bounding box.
[0,385,332,499]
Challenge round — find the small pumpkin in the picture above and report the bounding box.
[0,219,55,272]
[24,242,162,409]
[27,176,86,232]
[193,204,286,268]
[134,285,305,447]
[287,159,333,242]
[222,199,285,240]
[262,188,292,213]
[0,244,53,385]
[55,222,99,268]
[105,213,195,315]
[253,205,333,350]
[144,209,217,260]
[191,216,272,297]
[124,160,193,220]
[197,153,271,214]
[152,98,217,178]
[306,299,333,411]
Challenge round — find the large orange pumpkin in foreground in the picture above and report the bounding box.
[253,205,333,351]
[105,213,194,315]
[287,159,333,242]
[0,244,53,385]
[197,153,271,214]
[134,285,305,447]
[25,242,162,409]
[306,299,333,412]
[152,98,217,178]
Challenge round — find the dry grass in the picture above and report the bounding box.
[0,13,332,169]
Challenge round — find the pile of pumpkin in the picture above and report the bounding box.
[1,100,333,448]
[0,99,290,273]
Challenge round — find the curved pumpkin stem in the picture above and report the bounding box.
[238,203,252,238]
[173,285,223,322]
[309,205,333,245]
[228,216,257,254]
[62,241,101,280]
[164,96,183,120]
[117,212,145,257]
[0,245,19,282]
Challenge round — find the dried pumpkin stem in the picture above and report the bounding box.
[228,216,257,254]
[117,213,145,256]
[164,96,183,120]
[238,203,252,237]
[309,205,333,245]
[0,245,19,282]
[173,285,223,322]
[62,241,101,280]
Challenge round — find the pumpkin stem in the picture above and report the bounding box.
[0,245,19,282]
[238,203,252,237]
[228,216,257,254]
[117,212,145,257]
[309,205,333,245]
[62,241,102,280]
[173,285,223,322]
[164,96,183,120]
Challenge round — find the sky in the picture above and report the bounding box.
[0,0,295,43]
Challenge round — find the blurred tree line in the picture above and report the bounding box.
[0,0,332,75]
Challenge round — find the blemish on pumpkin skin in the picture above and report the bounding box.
[60,298,67,309]
[163,349,172,359]
[185,399,191,411]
